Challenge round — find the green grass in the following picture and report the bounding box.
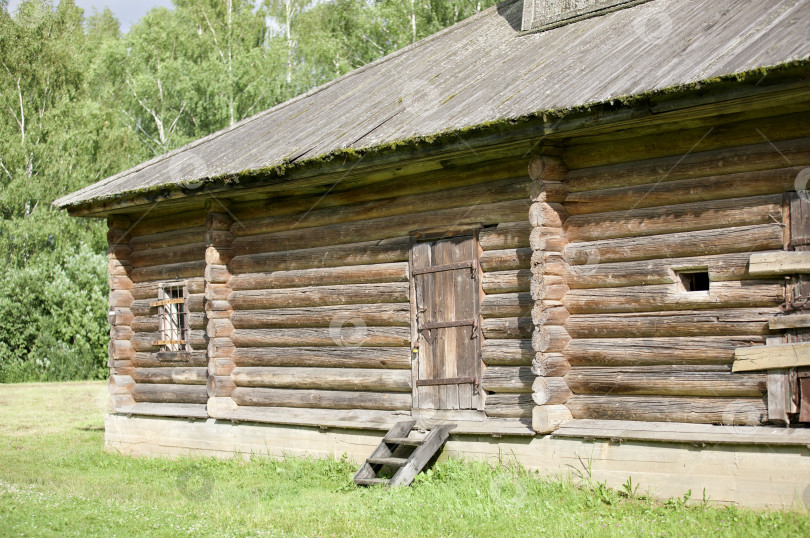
[0,382,809,536]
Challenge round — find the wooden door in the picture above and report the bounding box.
[411,234,482,411]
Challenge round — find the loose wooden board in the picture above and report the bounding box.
[733,342,810,372]
[749,251,810,276]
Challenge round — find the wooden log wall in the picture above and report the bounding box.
[548,128,810,427]
[107,215,136,411]
[123,209,209,413]
[221,158,536,422]
[527,155,574,433]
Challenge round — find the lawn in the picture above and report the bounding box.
[0,382,808,537]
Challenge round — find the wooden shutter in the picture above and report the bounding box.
[411,235,481,411]
[788,193,810,422]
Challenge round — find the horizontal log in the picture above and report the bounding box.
[530,226,567,253]
[562,336,766,366]
[563,224,783,266]
[565,308,776,338]
[130,367,207,385]
[564,252,759,289]
[132,352,207,367]
[481,339,534,366]
[229,263,408,291]
[131,313,206,333]
[481,366,534,393]
[532,326,571,353]
[207,376,237,397]
[130,278,205,300]
[531,377,573,405]
[206,264,231,284]
[231,367,411,392]
[131,294,204,317]
[564,137,810,192]
[110,359,134,376]
[130,383,209,405]
[564,280,784,314]
[108,307,134,327]
[230,303,410,329]
[111,325,133,341]
[109,274,133,291]
[209,358,236,377]
[131,331,206,352]
[484,394,534,418]
[230,328,410,348]
[481,270,531,294]
[482,317,533,339]
[769,314,810,330]
[130,210,205,236]
[565,395,768,425]
[565,366,766,397]
[130,226,206,251]
[108,375,134,395]
[109,290,134,308]
[231,347,410,369]
[232,200,530,254]
[530,275,569,301]
[532,404,572,433]
[564,167,803,215]
[129,242,205,268]
[749,251,810,276]
[479,222,531,251]
[207,318,234,338]
[732,342,810,372]
[530,181,568,204]
[111,339,135,360]
[481,292,532,318]
[529,202,567,228]
[528,155,568,182]
[563,194,783,242]
[479,248,532,272]
[230,282,409,310]
[229,237,410,274]
[531,302,570,327]
[231,387,411,410]
[531,353,571,377]
[131,261,206,283]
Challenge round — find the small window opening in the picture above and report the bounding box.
[677,270,710,293]
[155,283,189,352]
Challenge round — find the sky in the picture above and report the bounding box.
[7,0,175,32]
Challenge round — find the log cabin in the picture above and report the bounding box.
[56,0,810,506]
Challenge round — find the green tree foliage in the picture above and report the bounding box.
[0,0,499,382]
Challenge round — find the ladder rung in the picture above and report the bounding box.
[354,477,389,486]
[384,437,423,446]
[367,457,408,467]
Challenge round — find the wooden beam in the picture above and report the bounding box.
[733,342,810,372]
[749,251,810,276]
[769,314,810,329]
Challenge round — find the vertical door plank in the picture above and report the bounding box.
[412,242,436,410]
[435,239,459,409]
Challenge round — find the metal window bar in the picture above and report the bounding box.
[158,283,188,352]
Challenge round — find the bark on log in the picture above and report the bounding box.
[481,366,534,393]
[565,308,775,338]
[564,366,766,397]
[131,261,206,283]
[232,200,529,254]
[564,252,757,289]
[482,339,534,366]
[481,292,532,318]
[532,405,573,433]
[479,222,531,251]
[532,353,571,377]
[482,270,531,294]
[130,367,207,385]
[564,137,810,192]
[563,224,783,266]
[231,387,412,410]
[532,377,573,405]
[531,326,571,353]
[228,263,408,291]
[563,336,766,366]
[564,167,804,215]
[229,282,409,310]
[229,237,410,274]
[484,394,534,418]
[565,395,768,425]
[130,383,209,404]
[231,347,410,369]
[230,327,410,348]
[563,280,784,314]
[482,317,533,339]
[231,367,412,392]
[230,304,410,329]
[479,248,532,272]
[564,194,783,242]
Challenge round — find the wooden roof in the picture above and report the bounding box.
[55,0,810,210]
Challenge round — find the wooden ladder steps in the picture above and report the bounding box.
[353,420,456,487]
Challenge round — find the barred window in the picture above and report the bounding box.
[151,283,189,352]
